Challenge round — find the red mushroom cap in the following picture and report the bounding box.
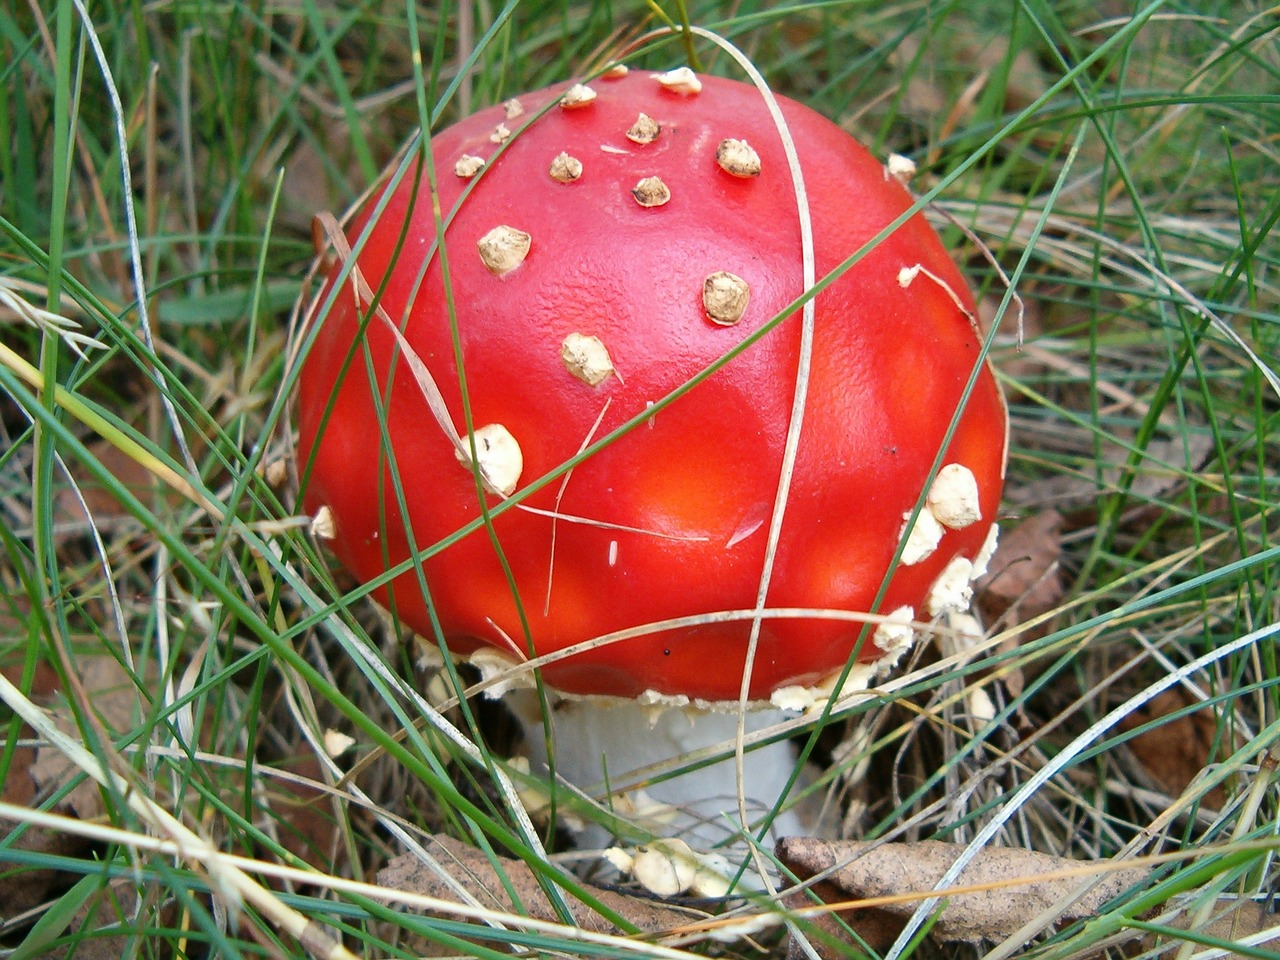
[296,70,1008,702]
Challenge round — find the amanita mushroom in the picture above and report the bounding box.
[296,69,1007,849]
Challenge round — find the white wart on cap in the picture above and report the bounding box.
[927,463,982,529]
[456,424,523,497]
[477,225,531,276]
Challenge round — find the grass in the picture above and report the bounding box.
[1,0,1278,957]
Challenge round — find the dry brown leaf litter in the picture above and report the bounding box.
[975,508,1065,642]
[0,656,143,921]
[778,837,1148,953]
[1144,898,1280,958]
[377,833,699,942]
[1120,688,1240,811]
[0,661,61,919]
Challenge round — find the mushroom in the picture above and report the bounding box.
[296,70,1008,852]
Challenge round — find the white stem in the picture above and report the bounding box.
[508,692,805,853]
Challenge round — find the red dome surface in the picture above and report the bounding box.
[297,70,1007,701]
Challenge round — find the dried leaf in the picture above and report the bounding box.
[56,437,164,524]
[20,877,171,960]
[0,818,88,921]
[1120,689,1238,810]
[378,834,694,939]
[969,510,1065,708]
[30,656,143,821]
[976,509,1064,638]
[0,660,95,919]
[8,654,150,921]
[778,837,1147,951]
[1147,898,1280,958]
[265,752,346,866]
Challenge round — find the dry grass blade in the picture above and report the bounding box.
[953,202,1280,396]
[0,277,105,358]
[0,673,360,960]
[0,339,222,519]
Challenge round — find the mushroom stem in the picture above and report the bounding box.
[507,692,805,852]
